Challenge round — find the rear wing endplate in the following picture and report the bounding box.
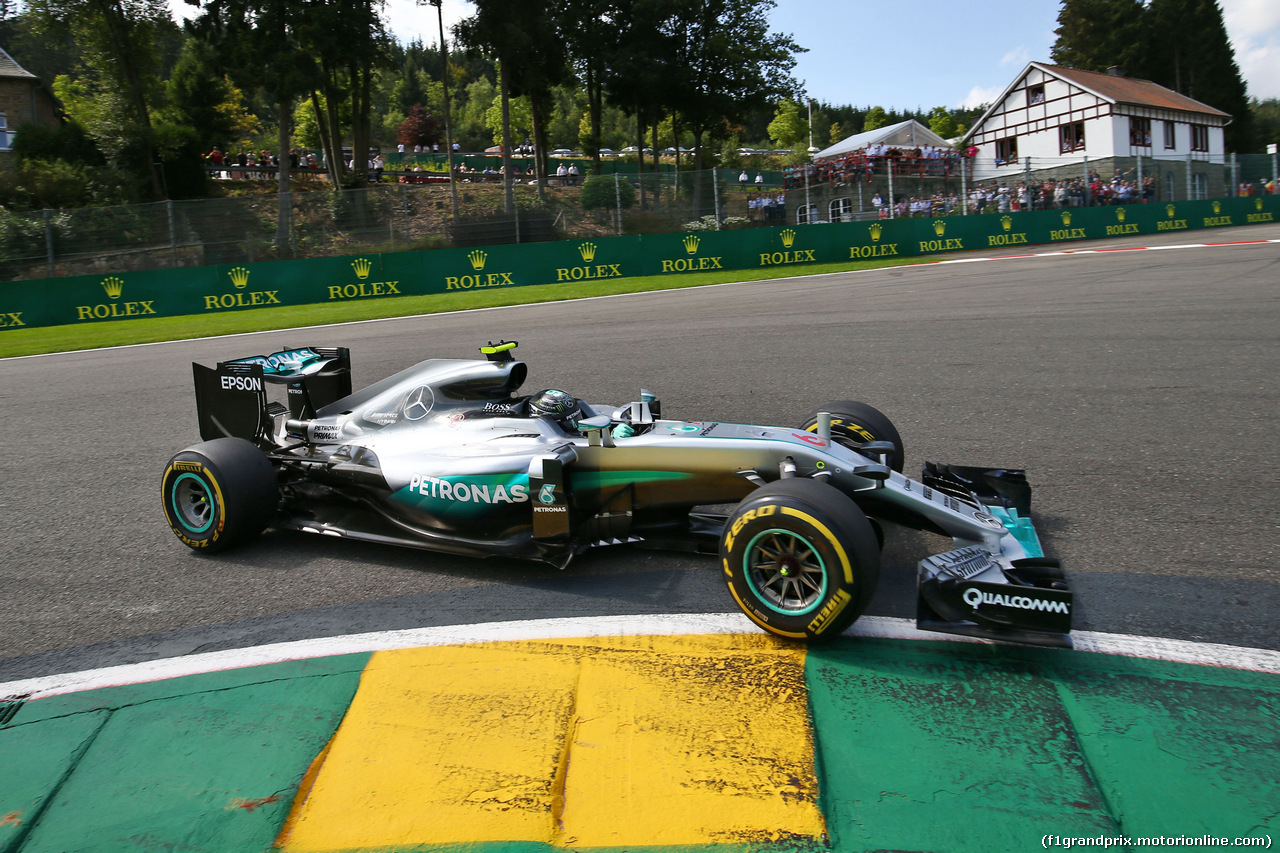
[193,347,351,442]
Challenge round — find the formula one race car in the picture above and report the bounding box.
[161,341,1073,646]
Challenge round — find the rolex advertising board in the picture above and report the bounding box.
[2,195,1274,331]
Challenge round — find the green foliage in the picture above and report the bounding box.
[1252,98,1280,150]
[863,106,888,132]
[579,174,635,210]
[768,100,807,148]
[1052,0,1253,150]
[1051,0,1149,77]
[9,120,104,168]
[928,106,957,140]
[0,157,131,209]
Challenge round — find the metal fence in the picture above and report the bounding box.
[794,151,1278,223]
[2,152,1276,282]
[1,168,764,281]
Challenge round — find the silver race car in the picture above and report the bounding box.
[162,341,1072,645]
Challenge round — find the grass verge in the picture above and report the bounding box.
[0,256,925,359]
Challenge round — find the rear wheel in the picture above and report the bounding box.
[161,438,278,553]
[721,478,880,642]
[800,400,905,472]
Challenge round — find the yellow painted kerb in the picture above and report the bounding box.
[279,634,826,850]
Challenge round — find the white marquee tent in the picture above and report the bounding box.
[813,119,951,159]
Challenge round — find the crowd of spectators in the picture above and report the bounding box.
[965,170,1156,213]
[785,144,964,190]
[205,147,319,179]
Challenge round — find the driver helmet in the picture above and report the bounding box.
[527,389,581,431]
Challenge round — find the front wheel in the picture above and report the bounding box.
[721,478,880,642]
[161,437,278,553]
[799,400,905,472]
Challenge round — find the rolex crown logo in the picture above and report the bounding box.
[1166,204,1176,218]
[868,223,882,241]
[468,250,488,270]
[101,276,124,299]
[780,229,796,248]
[1212,200,1222,214]
[229,266,251,289]
[351,257,372,279]
[1061,211,1072,226]
[682,234,700,254]
[1257,198,1264,211]
[578,242,597,262]
[1000,215,1012,231]
[932,220,946,237]
[1116,207,1126,222]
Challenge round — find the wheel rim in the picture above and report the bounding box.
[743,528,828,616]
[171,473,216,533]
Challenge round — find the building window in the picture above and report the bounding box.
[1164,121,1176,149]
[796,204,817,224]
[1129,117,1152,147]
[1027,85,1045,106]
[995,137,1018,165]
[0,112,9,150]
[1060,122,1086,153]
[829,198,853,222]
[1190,124,1209,152]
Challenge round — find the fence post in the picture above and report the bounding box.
[168,199,179,267]
[1186,154,1193,201]
[1083,155,1091,205]
[1230,153,1239,195]
[1137,155,1144,202]
[712,168,721,230]
[401,184,411,250]
[1024,157,1032,209]
[960,156,967,215]
[43,209,55,277]
[888,159,895,218]
[614,173,623,236]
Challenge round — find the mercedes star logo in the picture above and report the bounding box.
[403,386,434,420]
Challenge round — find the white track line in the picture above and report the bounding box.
[3,614,1277,703]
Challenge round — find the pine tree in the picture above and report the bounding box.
[1051,0,1149,77]
[1145,0,1253,151]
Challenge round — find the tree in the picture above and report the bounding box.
[25,0,173,199]
[186,0,317,247]
[768,99,807,148]
[1252,98,1280,152]
[397,104,439,149]
[1146,0,1253,151]
[1051,0,1149,78]
[1052,0,1253,151]
[665,0,803,174]
[927,105,956,140]
[863,106,888,132]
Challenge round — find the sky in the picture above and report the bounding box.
[372,0,1280,108]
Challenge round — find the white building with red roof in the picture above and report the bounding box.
[963,62,1232,193]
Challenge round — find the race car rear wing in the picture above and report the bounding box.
[193,347,352,442]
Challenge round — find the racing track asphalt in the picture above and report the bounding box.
[1,223,1277,680]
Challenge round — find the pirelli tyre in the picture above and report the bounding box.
[800,400,905,473]
[161,437,278,553]
[721,478,880,642]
